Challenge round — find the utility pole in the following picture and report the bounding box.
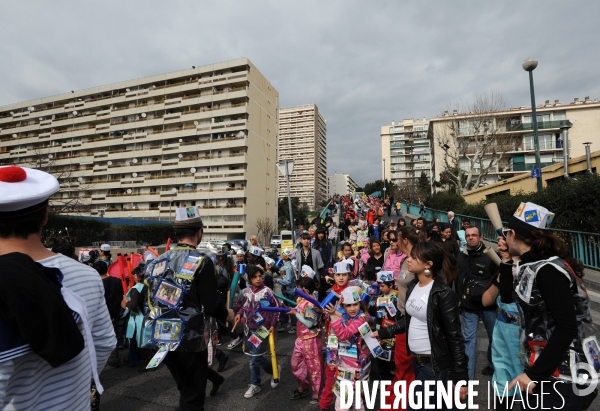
[278,160,296,244]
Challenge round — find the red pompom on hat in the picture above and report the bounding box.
[0,166,27,183]
[0,166,59,213]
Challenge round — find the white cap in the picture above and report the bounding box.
[236,249,244,256]
[100,244,111,252]
[333,260,351,274]
[0,166,59,213]
[341,286,362,304]
[377,271,394,283]
[264,257,276,267]
[512,202,555,229]
[300,265,316,279]
[248,246,264,256]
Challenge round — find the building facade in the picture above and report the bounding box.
[278,104,327,210]
[429,97,600,187]
[380,117,432,189]
[327,172,359,196]
[0,58,279,240]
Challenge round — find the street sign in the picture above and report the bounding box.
[531,168,541,178]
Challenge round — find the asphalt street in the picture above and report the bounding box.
[98,211,600,410]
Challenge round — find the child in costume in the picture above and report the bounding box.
[319,261,364,411]
[337,242,361,279]
[276,248,297,332]
[287,275,322,404]
[234,265,281,399]
[325,286,371,411]
[368,271,398,380]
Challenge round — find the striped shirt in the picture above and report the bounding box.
[0,254,116,411]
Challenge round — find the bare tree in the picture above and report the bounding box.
[435,91,516,194]
[256,217,276,247]
[1,147,94,214]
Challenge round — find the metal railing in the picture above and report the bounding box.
[402,202,600,270]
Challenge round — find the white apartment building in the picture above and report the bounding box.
[428,97,600,186]
[380,118,432,188]
[278,104,327,210]
[327,172,359,196]
[0,58,279,240]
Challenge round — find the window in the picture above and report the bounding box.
[553,111,566,121]
[524,134,553,150]
[459,158,469,171]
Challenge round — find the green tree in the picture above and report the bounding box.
[363,179,396,197]
[416,171,431,200]
[278,197,309,230]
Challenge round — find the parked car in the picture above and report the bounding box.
[270,235,282,248]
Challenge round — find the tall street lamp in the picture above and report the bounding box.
[382,158,386,198]
[523,57,543,192]
[407,137,415,204]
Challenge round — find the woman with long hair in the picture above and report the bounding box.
[503,203,594,409]
[440,223,459,258]
[381,230,406,280]
[377,241,468,409]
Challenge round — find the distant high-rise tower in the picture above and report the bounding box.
[278,104,327,210]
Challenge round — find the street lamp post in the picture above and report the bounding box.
[382,158,386,198]
[277,160,296,244]
[523,57,543,192]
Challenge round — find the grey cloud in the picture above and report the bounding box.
[1,0,599,186]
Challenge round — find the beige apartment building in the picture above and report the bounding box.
[327,172,359,196]
[0,58,279,240]
[380,118,433,189]
[278,104,327,210]
[428,97,600,187]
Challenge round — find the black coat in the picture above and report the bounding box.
[456,243,498,310]
[378,276,469,382]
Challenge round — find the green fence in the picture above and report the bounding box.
[401,203,600,270]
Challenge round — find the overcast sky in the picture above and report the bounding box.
[1,1,599,186]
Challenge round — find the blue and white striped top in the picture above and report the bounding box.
[0,254,116,411]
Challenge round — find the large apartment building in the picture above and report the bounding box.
[278,104,327,210]
[380,118,433,188]
[0,58,279,240]
[428,97,600,187]
[327,172,359,196]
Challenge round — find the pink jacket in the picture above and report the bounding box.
[330,314,370,369]
[383,249,407,280]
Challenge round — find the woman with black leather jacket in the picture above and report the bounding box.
[376,241,469,408]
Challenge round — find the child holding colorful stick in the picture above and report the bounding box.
[287,275,323,404]
[234,265,281,399]
[325,286,371,411]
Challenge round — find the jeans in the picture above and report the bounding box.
[249,354,273,386]
[409,362,454,410]
[396,208,401,216]
[461,308,496,380]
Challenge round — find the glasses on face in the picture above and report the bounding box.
[389,237,397,242]
[502,228,512,237]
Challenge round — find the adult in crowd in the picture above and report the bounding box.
[294,224,305,243]
[398,218,406,228]
[505,203,596,409]
[323,212,334,229]
[395,200,402,217]
[447,211,459,239]
[440,223,459,258]
[377,241,469,407]
[364,239,385,282]
[328,221,340,249]
[294,232,325,298]
[456,226,498,380]
[368,216,384,240]
[0,166,116,410]
[151,210,234,411]
[48,236,77,260]
[415,217,426,232]
[313,227,333,270]
[379,229,390,254]
[385,197,392,217]
[99,243,112,266]
[382,229,406,280]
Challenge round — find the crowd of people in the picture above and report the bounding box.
[0,166,598,411]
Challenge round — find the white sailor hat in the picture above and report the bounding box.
[0,166,59,214]
[333,261,351,274]
[173,206,204,229]
[100,244,111,252]
[341,286,362,304]
[236,249,244,256]
[300,265,316,279]
[377,271,394,283]
[248,246,264,256]
[508,202,555,239]
[264,257,276,267]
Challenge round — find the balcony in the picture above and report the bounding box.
[506,120,573,132]
[512,161,560,172]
